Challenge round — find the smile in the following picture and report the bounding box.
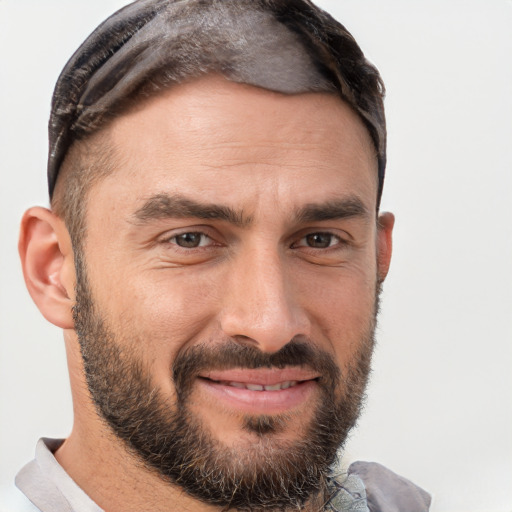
[196,369,320,414]
[211,379,300,391]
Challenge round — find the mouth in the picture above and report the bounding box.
[196,369,320,415]
[209,379,301,391]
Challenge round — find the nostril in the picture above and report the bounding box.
[230,334,259,347]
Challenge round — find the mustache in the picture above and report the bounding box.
[172,339,341,400]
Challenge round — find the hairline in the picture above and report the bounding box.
[51,77,382,252]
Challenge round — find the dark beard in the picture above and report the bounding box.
[73,256,377,511]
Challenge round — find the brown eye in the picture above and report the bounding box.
[304,233,336,248]
[173,232,206,248]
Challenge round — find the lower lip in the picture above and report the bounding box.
[197,378,318,415]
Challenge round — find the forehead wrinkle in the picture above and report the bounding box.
[131,192,253,227]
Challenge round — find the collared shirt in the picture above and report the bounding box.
[3,438,431,512]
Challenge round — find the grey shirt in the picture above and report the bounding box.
[6,438,431,511]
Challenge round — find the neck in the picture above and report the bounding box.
[58,333,329,511]
[58,335,217,511]
[55,425,217,512]
[55,421,329,512]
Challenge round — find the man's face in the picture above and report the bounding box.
[73,76,390,508]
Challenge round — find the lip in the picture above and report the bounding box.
[197,368,320,414]
[202,368,319,385]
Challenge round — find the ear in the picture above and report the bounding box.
[19,207,76,329]
[376,211,394,283]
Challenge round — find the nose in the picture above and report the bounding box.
[219,246,311,353]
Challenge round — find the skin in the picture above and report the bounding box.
[19,75,394,511]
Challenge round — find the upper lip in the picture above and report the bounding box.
[199,368,320,386]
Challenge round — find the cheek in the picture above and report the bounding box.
[96,266,224,370]
[299,261,378,367]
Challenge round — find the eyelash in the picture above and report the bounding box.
[293,232,345,250]
[165,231,217,249]
[162,230,348,251]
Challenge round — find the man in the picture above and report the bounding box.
[10,0,430,510]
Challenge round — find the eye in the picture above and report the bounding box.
[297,232,340,249]
[170,232,212,248]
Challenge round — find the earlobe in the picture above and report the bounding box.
[377,211,394,283]
[19,207,76,329]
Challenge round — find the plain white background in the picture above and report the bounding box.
[0,1,511,511]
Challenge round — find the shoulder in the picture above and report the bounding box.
[348,461,431,512]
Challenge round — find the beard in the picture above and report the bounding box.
[73,256,378,511]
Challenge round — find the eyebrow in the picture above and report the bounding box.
[132,193,252,227]
[132,193,370,228]
[295,197,370,223]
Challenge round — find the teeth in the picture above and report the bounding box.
[263,383,283,391]
[225,380,299,391]
[229,381,246,389]
[246,383,264,391]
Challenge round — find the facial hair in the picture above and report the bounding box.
[73,256,378,511]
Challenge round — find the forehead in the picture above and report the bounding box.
[87,75,378,215]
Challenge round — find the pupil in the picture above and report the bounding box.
[177,233,200,248]
[307,233,331,248]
